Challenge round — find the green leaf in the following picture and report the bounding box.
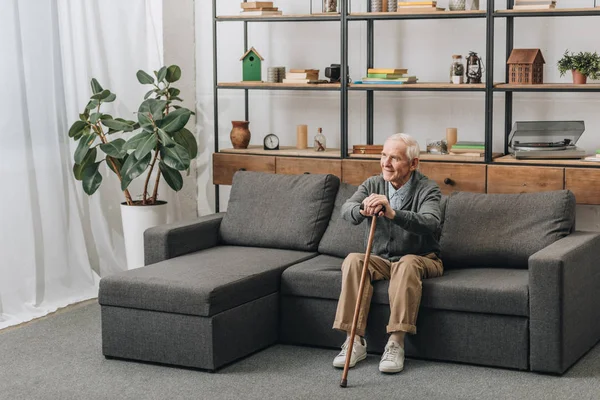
[69,120,87,138]
[124,131,153,151]
[99,138,127,158]
[156,66,167,83]
[160,142,190,171]
[134,131,157,159]
[104,93,116,103]
[107,154,127,175]
[144,89,155,100]
[136,70,155,85]
[90,78,103,94]
[138,98,167,122]
[85,99,100,110]
[73,125,90,141]
[72,147,97,180]
[90,113,101,124]
[82,162,103,195]
[165,65,181,83]
[171,96,183,102]
[173,128,198,159]
[74,133,96,164]
[158,108,191,134]
[120,152,152,190]
[101,118,134,132]
[159,161,183,191]
[79,112,88,121]
[138,112,153,128]
[100,114,113,120]
[157,128,176,146]
[91,89,111,100]
[167,88,180,97]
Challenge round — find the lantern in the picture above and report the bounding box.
[466,51,483,84]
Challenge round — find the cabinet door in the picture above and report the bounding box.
[275,157,342,178]
[565,168,600,205]
[487,165,564,194]
[342,160,381,186]
[420,162,486,195]
[213,153,275,185]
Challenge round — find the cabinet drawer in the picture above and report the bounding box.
[420,162,486,195]
[565,168,600,205]
[275,157,342,178]
[487,165,564,194]
[342,160,381,186]
[213,153,275,185]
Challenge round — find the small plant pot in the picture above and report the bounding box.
[572,70,588,84]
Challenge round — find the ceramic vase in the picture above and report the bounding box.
[230,121,251,149]
[572,70,587,84]
[466,0,479,10]
[121,201,167,269]
[449,0,466,11]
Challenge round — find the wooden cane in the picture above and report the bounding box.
[340,214,379,388]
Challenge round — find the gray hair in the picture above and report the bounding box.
[386,133,420,163]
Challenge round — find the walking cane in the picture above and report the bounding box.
[340,210,380,388]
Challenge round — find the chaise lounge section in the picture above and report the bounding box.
[99,171,600,374]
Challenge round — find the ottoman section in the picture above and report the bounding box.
[99,245,317,371]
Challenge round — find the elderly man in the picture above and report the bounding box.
[332,133,443,374]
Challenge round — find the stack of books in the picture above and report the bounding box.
[240,1,283,16]
[450,141,485,154]
[360,68,417,84]
[282,69,323,84]
[513,0,556,10]
[397,1,445,13]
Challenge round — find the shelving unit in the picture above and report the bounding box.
[212,1,600,209]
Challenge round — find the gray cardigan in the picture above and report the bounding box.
[340,170,442,261]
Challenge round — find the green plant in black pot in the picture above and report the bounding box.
[557,50,600,84]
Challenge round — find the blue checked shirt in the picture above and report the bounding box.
[388,178,412,210]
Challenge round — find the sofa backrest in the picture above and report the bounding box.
[219,171,340,252]
[318,183,366,258]
[440,190,576,269]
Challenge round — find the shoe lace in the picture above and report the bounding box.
[340,339,360,357]
[382,343,400,362]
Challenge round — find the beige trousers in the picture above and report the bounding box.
[332,252,443,336]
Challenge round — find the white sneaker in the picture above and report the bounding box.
[332,337,367,368]
[379,341,404,373]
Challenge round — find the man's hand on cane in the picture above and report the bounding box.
[360,194,395,219]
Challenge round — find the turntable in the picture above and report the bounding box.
[508,121,586,159]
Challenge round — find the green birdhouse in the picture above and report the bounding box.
[240,47,264,82]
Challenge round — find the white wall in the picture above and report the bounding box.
[191,0,600,230]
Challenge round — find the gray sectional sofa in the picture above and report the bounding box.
[99,171,600,374]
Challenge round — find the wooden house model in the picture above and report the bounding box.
[507,49,545,84]
[240,47,264,82]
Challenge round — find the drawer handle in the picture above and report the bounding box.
[238,168,247,171]
[444,178,455,186]
[303,172,310,174]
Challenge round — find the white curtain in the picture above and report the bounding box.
[0,0,169,330]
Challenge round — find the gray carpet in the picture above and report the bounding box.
[1,302,599,400]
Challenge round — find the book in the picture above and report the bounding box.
[367,73,411,78]
[356,80,407,84]
[286,72,319,80]
[241,2,274,9]
[513,5,555,10]
[454,141,485,146]
[289,69,319,74]
[241,10,283,15]
[368,68,408,74]
[282,78,326,84]
[398,1,437,5]
[583,156,600,162]
[362,77,417,82]
[450,148,485,154]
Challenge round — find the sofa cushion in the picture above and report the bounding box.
[219,171,340,251]
[281,255,529,317]
[440,190,575,269]
[99,246,317,317]
[318,183,366,258]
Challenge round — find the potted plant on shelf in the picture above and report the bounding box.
[68,65,197,269]
[557,50,600,84]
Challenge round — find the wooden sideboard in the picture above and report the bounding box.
[213,152,600,205]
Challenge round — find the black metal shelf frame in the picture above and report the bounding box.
[212,0,600,210]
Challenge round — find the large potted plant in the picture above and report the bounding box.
[68,65,196,269]
[557,50,600,84]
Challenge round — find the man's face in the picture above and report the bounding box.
[380,139,418,188]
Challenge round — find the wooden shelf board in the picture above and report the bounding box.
[493,154,600,166]
[217,13,340,20]
[350,82,485,90]
[496,83,600,90]
[220,146,341,158]
[218,82,341,89]
[348,152,502,162]
[350,10,485,17]
[496,7,600,14]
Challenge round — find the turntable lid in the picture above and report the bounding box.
[508,121,585,148]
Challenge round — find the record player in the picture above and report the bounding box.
[508,121,586,159]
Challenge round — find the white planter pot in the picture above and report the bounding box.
[120,201,167,269]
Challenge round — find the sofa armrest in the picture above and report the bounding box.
[528,231,600,374]
[144,213,225,265]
